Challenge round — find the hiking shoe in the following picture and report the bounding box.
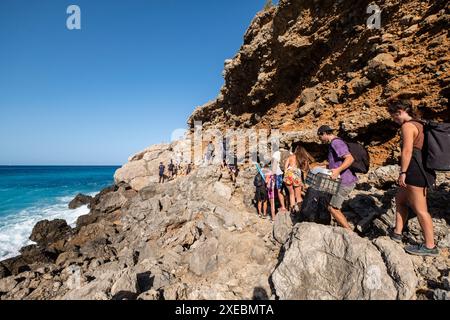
[389,229,403,243]
[405,244,439,257]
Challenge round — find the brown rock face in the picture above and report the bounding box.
[29,220,72,248]
[188,0,449,166]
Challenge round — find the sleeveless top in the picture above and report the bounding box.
[405,120,424,150]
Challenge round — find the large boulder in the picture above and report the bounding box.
[273,211,293,244]
[95,192,128,214]
[30,219,72,247]
[114,160,151,191]
[68,194,93,210]
[372,237,418,299]
[19,245,58,265]
[271,223,417,300]
[187,237,219,276]
[114,142,185,191]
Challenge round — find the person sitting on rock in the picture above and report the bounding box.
[284,145,314,212]
[159,162,165,184]
[317,125,357,231]
[387,100,438,257]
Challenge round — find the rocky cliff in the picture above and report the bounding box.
[189,0,449,165]
[0,0,449,300]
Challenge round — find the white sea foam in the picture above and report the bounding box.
[0,197,91,261]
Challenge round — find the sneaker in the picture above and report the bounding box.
[389,229,403,243]
[405,244,439,257]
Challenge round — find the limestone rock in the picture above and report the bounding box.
[273,211,293,244]
[187,238,219,276]
[272,223,416,300]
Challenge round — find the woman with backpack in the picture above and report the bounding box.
[388,100,438,257]
[284,145,314,212]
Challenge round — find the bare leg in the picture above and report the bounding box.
[394,188,409,235]
[278,190,286,211]
[287,185,295,210]
[257,201,262,216]
[263,201,267,216]
[270,197,276,220]
[328,206,352,230]
[408,185,435,249]
[294,186,303,205]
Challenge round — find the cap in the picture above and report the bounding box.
[317,125,333,135]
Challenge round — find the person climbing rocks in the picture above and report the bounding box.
[270,151,287,219]
[284,144,314,212]
[387,99,438,257]
[168,159,175,179]
[318,125,357,231]
[227,153,239,183]
[159,162,165,184]
[205,140,215,165]
[186,162,193,175]
[254,164,268,219]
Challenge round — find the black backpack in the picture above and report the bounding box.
[333,139,370,174]
[299,188,332,225]
[254,174,265,188]
[423,121,450,171]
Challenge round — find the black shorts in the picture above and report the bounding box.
[406,150,436,188]
[255,187,268,202]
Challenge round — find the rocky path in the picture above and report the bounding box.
[0,150,448,300]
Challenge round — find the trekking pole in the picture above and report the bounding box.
[255,163,266,180]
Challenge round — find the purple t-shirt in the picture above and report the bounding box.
[328,139,358,186]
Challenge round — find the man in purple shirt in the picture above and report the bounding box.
[318,125,358,230]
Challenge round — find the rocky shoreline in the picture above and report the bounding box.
[1,0,448,300]
[0,141,448,300]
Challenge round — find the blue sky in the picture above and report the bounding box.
[0,0,274,165]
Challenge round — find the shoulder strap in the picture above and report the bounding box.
[411,150,434,189]
[404,120,423,146]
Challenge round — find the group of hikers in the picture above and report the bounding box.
[253,99,446,257]
[158,160,193,183]
[253,125,357,233]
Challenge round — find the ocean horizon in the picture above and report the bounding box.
[0,165,119,260]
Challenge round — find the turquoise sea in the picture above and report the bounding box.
[0,166,119,260]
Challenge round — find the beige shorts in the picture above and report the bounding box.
[330,183,355,210]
